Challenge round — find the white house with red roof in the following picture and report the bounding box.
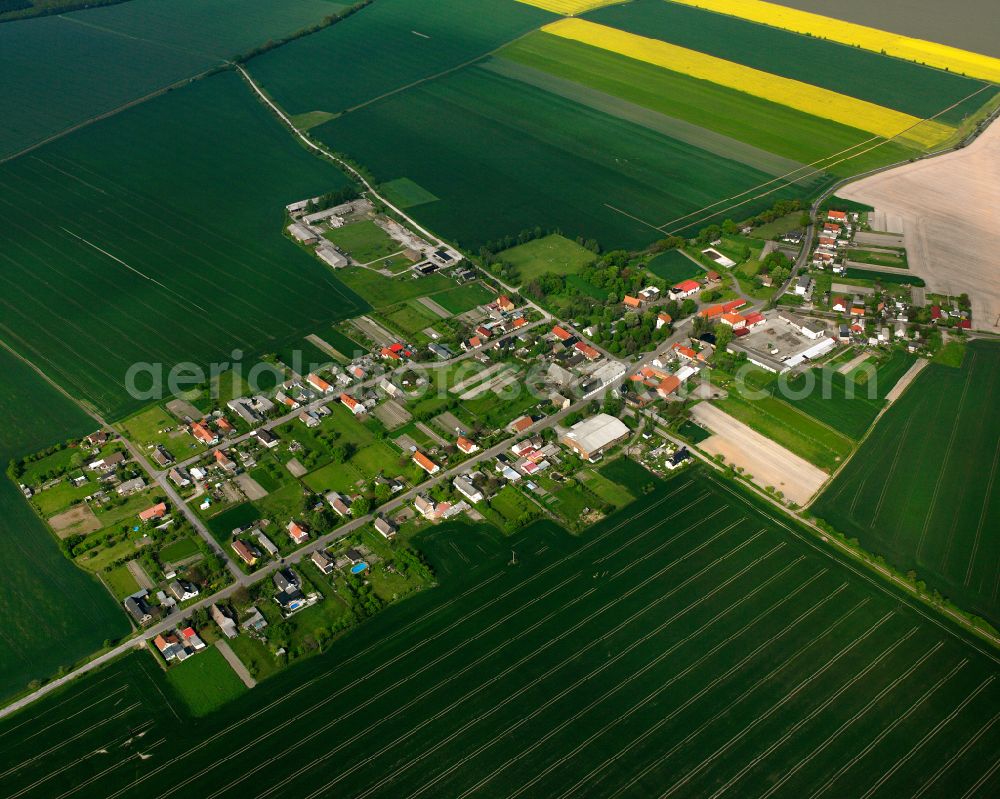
[287,520,309,545]
[190,420,218,445]
[340,393,364,415]
[412,450,440,475]
[456,436,478,454]
[138,502,167,522]
[307,373,333,393]
[669,279,700,300]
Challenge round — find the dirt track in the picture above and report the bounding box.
[839,119,1000,332]
[691,403,828,506]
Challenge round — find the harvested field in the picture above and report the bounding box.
[432,411,466,436]
[0,71,366,418]
[460,369,518,400]
[165,398,201,421]
[6,468,1000,797]
[855,231,906,248]
[126,559,154,591]
[449,362,508,394]
[235,473,268,501]
[813,340,1000,626]
[285,458,308,479]
[542,18,952,145]
[692,403,827,505]
[839,119,1000,332]
[48,504,101,537]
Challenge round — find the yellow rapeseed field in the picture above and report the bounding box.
[668,0,1000,85]
[515,0,625,15]
[542,18,954,147]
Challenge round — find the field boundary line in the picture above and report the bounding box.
[805,657,968,799]
[49,737,166,799]
[561,585,860,799]
[960,749,1000,799]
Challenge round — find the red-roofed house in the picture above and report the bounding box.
[575,341,601,360]
[851,304,866,317]
[699,304,724,319]
[232,539,258,566]
[957,318,971,329]
[139,502,167,522]
[931,305,942,320]
[623,295,642,309]
[510,415,533,433]
[475,325,492,340]
[720,313,746,329]
[824,222,842,234]
[819,236,837,248]
[656,312,673,330]
[656,375,681,399]
[828,210,847,222]
[722,299,747,313]
[214,449,236,472]
[190,421,217,445]
[464,336,483,350]
[340,393,364,415]
[456,436,479,454]
[706,270,721,283]
[380,347,401,361]
[497,295,514,312]
[670,279,700,300]
[512,316,527,329]
[413,451,440,475]
[552,325,573,341]
[351,366,366,379]
[287,521,309,545]
[832,297,847,313]
[216,417,234,434]
[307,373,333,393]
[673,343,698,361]
[743,311,765,329]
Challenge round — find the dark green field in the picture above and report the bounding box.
[313,64,806,249]
[769,351,916,440]
[246,0,555,117]
[646,249,704,283]
[0,0,344,158]
[812,341,1000,627]
[587,0,994,124]
[0,346,128,703]
[3,466,999,798]
[0,71,367,419]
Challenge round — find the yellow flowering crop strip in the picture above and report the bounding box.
[667,0,1000,85]
[543,18,954,146]
[515,0,626,15]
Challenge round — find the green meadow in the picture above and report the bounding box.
[813,341,1000,627]
[0,346,128,703]
[2,467,999,797]
[498,234,597,284]
[0,71,367,419]
[646,249,703,283]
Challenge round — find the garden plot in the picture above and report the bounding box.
[373,400,412,430]
[459,368,519,400]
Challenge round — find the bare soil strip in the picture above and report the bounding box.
[235,473,268,501]
[884,358,928,403]
[416,296,451,319]
[216,640,256,689]
[692,403,828,506]
[306,334,346,363]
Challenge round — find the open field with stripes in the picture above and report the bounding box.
[0,0,346,159]
[812,340,1000,628]
[2,466,999,798]
[262,0,999,249]
[0,346,128,704]
[0,71,366,419]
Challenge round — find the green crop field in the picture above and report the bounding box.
[0,71,367,419]
[587,0,993,124]
[763,351,917,440]
[499,33,919,175]
[812,340,1000,627]
[498,234,597,284]
[646,249,703,283]
[158,537,201,565]
[246,0,555,117]
[431,282,497,314]
[337,268,455,308]
[165,645,248,717]
[313,64,806,250]
[0,346,128,703]
[0,0,345,159]
[3,466,1000,797]
[844,268,926,286]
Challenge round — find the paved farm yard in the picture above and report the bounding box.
[3,467,999,798]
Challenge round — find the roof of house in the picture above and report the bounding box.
[456,436,477,453]
[511,415,533,432]
[564,414,630,454]
[307,373,331,391]
[623,295,641,308]
[552,325,572,341]
[720,312,745,325]
[722,299,747,312]
[657,375,681,396]
[139,502,167,522]
[412,451,439,473]
[744,311,765,326]
[340,393,360,410]
[574,341,600,360]
[673,279,700,292]
[658,312,673,323]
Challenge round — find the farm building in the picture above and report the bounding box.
[287,222,318,245]
[561,414,630,461]
[412,451,440,475]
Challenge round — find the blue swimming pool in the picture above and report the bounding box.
[351,562,369,574]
